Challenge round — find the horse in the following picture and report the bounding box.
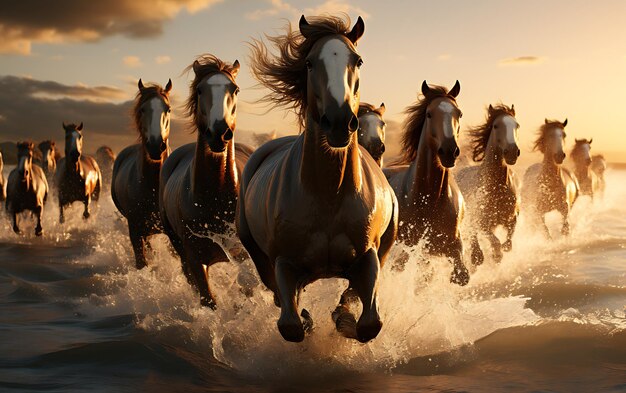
[54,122,102,223]
[0,151,6,203]
[95,146,116,192]
[357,102,386,167]
[590,154,607,196]
[159,55,254,308]
[384,81,469,285]
[522,119,579,237]
[38,140,57,182]
[456,104,521,265]
[239,15,397,343]
[570,138,599,198]
[112,79,172,269]
[6,142,48,235]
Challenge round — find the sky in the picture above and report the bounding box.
[1,0,625,162]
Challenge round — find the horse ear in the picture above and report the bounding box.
[448,80,461,98]
[299,15,313,38]
[488,104,494,113]
[164,79,172,93]
[347,16,365,44]
[545,118,549,124]
[62,121,67,130]
[230,60,240,79]
[589,138,593,144]
[511,104,515,116]
[563,118,568,127]
[192,60,201,74]
[77,122,83,131]
[575,138,582,143]
[138,78,145,91]
[421,80,431,97]
[379,102,386,115]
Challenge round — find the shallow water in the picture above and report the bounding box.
[0,168,624,392]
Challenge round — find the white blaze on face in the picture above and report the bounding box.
[147,98,168,141]
[359,113,378,142]
[320,38,352,105]
[204,73,234,128]
[437,100,456,138]
[501,115,518,144]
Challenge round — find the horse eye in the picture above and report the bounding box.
[459,112,463,118]
[167,107,171,113]
[234,87,240,95]
[426,112,432,119]
[356,58,363,68]
[305,60,312,70]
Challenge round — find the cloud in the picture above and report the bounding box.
[498,56,545,66]
[155,55,171,65]
[245,0,369,21]
[0,0,224,55]
[123,55,142,68]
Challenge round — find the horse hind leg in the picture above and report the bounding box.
[129,227,148,269]
[274,256,305,342]
[332,287,358,340]
[349,249,383,343]
[83,195,91,219]
[486,231,503,263]
[35,205,43,236]
[449,238,470,286]
[502,216,517,252]
[470,233,484,266]
[11,208,20,234]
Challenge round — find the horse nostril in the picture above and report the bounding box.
[222,129,233,141]
[348,116,359,132]
[454,147,460,158]
[438,147,444,156]
[380,144,386,154]
[517,149,521,157]
[160,141,167,152]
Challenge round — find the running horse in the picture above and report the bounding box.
[522,119,579,237]
[384,81,469,285]
[0,151,6,202]
[54,122,102,223]
[590,154,607,196]
[357,102,386,166]
[456,104,521,265]
[112,79,172,269]
[6,142,48,235]
[570,138,598,198]
[38,140,57,181]
[239,15,397,343]
[96,146,116,192]
[160,55,253,308]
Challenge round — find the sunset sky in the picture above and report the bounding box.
[1,0,626,162]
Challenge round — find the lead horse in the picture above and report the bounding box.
[522,119,578,237]
[456,104,521,265]
[160,55,253,308]
[384,81,469,285]
[112,79,172,269]
[55,122,102,223]
[239,15,397,343]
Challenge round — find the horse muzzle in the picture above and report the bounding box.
[146,138,166,161]
[205,121,233,153]
[554,152,566,164]
[321,105,359,148]
[437,141,460,168]
[503,146,520,165]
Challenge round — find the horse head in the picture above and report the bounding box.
[38,140,56,173]
[301,15,364,148]
[573,138,593,167]
[540,118,568,164]
[489,104,520,165]
[422,80,462,168]
[137,78,172,160]
[16,141,34,181]
[358,102,386,164]
[63,122,83,164]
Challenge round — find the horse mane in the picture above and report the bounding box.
[467,104,515,162]
[133,83,170,138]
[184,54,238,131]
[533,119,567,153]
[38,140,55,151]
[395,85,456,165]
[358,102,383,117]
[248,15,353,129]
[570,138,591,159]
[17,141,34,153]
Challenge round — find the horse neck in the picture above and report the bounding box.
[191,133,237,197]
[480,137,508,185]
[411,125,449,200]
[541,153,562,180]
[574,159,590,181]
[139,141,168,183]
[66,155,82,176]
[301,116,362,197]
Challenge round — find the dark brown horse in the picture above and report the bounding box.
[6,142,48,235]
[96,145,116,192]
[357,102,386,166]
[456,104,521,265]
[54,122,102,223]
[570,138,598,198]
[38,140,57,181]
[160,55,253,308]
[112,79,172,269]
[239,15,397,343]
[384,81,469,285]
[0,151,6,202]
[522,119,579,237]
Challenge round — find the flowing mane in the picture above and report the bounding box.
[184,54,239,131]
[467,104,516,162]
[358,102,383,117]
[533,119,567,153]
[132,83,170,138]
[248,15,353,128]
[398,85,455,164]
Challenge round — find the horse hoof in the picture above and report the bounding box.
[277,314,305,342]
[59,217,65,224]
[135,261,147,270]
[301,309,313,334]
[200,296,217,310]
[83,212,90,220]
[332,306,357,339]
[502,240,513,252]
[451,266,470,286]
[13,226,21,235]
[35,228,43,237]
[356,317,382,343]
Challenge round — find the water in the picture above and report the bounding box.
[0,168,625,392]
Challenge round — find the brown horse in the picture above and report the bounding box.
[38,140,57,182]
[522,119,579,237]
[112,79,172,269]
[6,142,48,235]
[384,81,469,285]
[54,122,102,223]
[456,104,521,265]
[357,102,386,166]
[160,55,253,308]
[95,145,116,192]
[570,138,599,198]
[590,154,607,196]
[0,151,6,202]
[239,15,397,343]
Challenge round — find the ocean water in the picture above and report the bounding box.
[0,166,624,392]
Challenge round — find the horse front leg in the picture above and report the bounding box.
[129,226,147,269]
[35,205,43,236]
[349,248,383,343]
[58,201,65,224]
[502,215,517,252]
[332,287,358,339]
[275,256,305,342]
[486,231,503,263]
[449,238,469,286]
[11,208,20,234]
[83,194,91,219]
[470,233,484,266]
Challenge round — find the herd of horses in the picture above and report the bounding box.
[0,15,609,344]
